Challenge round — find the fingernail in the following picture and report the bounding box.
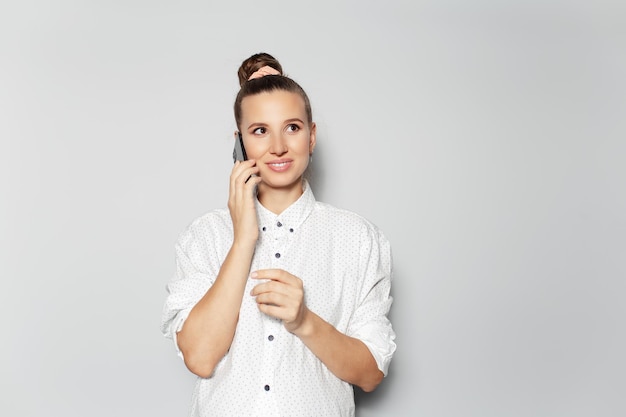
[250,271,258,278]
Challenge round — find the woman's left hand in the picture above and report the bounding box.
[250,269,309,334]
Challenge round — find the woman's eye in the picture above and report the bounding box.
[286,124,300,132]
[252,127,266,135]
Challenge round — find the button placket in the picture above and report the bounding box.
[256,216,292,404]
[270,218,287,268]
[261,315,282,399]
[260,312,279,399]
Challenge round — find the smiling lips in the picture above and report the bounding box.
[266,159,293,172]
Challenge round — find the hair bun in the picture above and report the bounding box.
[237,52,283,87]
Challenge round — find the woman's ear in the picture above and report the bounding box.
[309,123,317,154]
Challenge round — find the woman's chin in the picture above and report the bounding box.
[258,175,303,191]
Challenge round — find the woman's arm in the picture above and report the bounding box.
[250,269,384,392]
[177,160,262,378]
[177,242,254,377]
[293,308,384,392]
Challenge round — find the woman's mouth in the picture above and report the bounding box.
[266,160,292,172]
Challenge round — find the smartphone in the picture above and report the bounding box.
[233,132,247,163]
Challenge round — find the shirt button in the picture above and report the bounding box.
[264,384,270,391]
[277,221,283,227]
[275,253,281,258]
[289,228,294,233]
[268,335,274,341]
[262,226,266,232]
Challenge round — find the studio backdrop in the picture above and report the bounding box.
[1,1,624,416]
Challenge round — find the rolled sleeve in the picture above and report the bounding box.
[346,225,396,376]
[168,307,192,359]
[160,222,220,358]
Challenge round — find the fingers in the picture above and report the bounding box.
[228,160,262,244]
[251,269,301,286]
[250,270,302,300]
[250,276,300,297]
[252,283,303,324]
[250,270,307,329]
[229,160,261,204]
[256,303,295,322]
[230,160,260,188]
[250,270,303,305]
[253,291,290,308]
[250,271,302,298]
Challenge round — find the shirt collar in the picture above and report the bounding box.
[255,180,316,233]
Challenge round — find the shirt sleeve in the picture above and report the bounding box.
[346,223,396,376]
[160,220,220,359]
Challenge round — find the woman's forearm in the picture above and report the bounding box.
[293,309,384,392]
[177,240,255,378]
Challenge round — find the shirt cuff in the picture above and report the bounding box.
[355,323,396,376]
[170,307,192,360]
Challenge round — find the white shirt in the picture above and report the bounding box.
[161,182,395,417]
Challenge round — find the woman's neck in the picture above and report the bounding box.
[257,180,304,215]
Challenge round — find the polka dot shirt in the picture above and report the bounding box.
[161,181,395,417]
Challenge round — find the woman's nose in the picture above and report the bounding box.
[269,133,287,155]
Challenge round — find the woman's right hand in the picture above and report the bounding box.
[228,159,262,247]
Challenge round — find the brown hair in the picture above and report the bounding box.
[234,52,312,130]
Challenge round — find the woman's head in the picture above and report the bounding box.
[233,53,316,201]
[234,53,313,130]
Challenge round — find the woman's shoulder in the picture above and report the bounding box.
[176,208,232,246]
[191,207,231,226]
[313,201,387,239]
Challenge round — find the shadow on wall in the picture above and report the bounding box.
[354,363,396,412]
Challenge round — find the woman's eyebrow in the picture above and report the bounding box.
[284,118,304,124]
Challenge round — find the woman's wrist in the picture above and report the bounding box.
[231,236,257,253]
[289,307,316,339]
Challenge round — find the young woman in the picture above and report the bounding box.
[161,53,396,417]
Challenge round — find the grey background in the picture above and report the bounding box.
[1,1,624,416]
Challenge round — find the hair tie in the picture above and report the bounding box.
[248,65,281,81]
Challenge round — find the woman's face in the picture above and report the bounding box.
[239,90,316,194]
